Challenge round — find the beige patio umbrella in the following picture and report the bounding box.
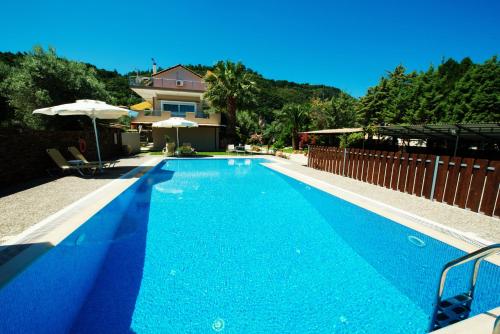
[33,99,131,168]
[152,117,199,148]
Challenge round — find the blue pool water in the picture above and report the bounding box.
[0,158,499,333]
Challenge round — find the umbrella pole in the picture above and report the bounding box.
[176,128,180,150]
[92,117,103,169]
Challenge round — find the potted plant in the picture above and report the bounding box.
[163,135,176,157]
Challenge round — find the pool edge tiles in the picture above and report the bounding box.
[0,157,162,288]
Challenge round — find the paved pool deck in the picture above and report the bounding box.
[0,154,498,244]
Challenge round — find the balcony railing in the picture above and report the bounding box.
[129,76,206,91]
[143,110,209,119]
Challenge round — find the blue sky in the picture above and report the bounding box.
[1,0,499,97]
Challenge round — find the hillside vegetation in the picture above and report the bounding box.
[0,47,498,148]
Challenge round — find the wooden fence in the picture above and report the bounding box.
[307,146,500,217]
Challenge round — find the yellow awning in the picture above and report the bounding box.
[130,101,153,111]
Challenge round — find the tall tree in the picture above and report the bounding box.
[357,77,390,126]
[275,103,309,150]
[309,93,358,130]
[204,61,259,141]
[446,56,500,123]
[3,46,110,129]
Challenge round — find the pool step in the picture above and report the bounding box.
[429,243,500,332]
[430,293,472,330]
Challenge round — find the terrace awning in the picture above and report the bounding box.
[376,123,500,141]
[302,123,500,141]
[130,101,153,111]
[301,127,363,135]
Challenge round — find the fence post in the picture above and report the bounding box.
[342,148,347,176]
[430,155,440,201]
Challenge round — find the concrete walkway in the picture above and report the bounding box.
[0,154,152,241]
[276,157,500,242]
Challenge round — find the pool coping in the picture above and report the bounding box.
[0,157,162,287]
[0,155,497,332]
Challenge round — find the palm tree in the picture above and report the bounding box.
[277,103,309,150]
[204,61,259,142]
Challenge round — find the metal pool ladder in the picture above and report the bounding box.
[429,243,500,332]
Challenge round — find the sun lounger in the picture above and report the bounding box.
[46,148,97,176]
[244,144,253,154]
[227,144,236,154]
[235,145,245,154]
[68,146,118,168]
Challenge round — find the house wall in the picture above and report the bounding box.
[152,66,206,91]
[152,127,219,151]
[121,132,141,154]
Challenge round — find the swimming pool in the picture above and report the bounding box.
[0,158,498,333]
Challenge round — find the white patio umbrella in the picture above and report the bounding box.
[33,99,130,168]
[152,117,198,148]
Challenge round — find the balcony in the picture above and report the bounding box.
[132,110,221,125]
[129,76,206,91]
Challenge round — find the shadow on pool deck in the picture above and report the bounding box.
[70,166,174,333]
[0,165,148,199]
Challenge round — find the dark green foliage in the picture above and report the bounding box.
[203,61,260,141]
[2,47,111,129]
[272,103,310,150]
[0,48,141,129]
[92,67,142,106]
[358,56,499,126]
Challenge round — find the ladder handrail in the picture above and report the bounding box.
[436,243,500,301]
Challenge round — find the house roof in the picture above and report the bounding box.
[152,64,204,78]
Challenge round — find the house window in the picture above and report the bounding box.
[161,101,196,117]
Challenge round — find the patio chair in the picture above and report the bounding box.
[68,146,118,168]
[235,145,246,154]
[46,148,97,176]
[227,144,236,154]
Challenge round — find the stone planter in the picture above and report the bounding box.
[164,142,176,156]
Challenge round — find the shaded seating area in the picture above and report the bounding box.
[68,146,118,168]
[226,144,274,155]
[46,148,98,176]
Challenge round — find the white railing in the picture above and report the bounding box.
[129,76,206,91]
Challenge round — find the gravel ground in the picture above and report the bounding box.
[0,154,152,241]
[279,158,500,242]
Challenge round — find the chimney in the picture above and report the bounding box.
[152,58,157,74]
